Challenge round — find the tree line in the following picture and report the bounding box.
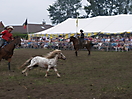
[47,0,132,25]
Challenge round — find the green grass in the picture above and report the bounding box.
[0,49,132,99]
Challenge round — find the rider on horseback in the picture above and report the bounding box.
[0,26,14,48]
[79,29,84,47]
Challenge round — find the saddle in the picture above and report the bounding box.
[78,38,84,44]
[78,38,85,48]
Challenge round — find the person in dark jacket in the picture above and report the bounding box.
[80,29,84,47]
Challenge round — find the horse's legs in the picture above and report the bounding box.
[22,66,29,74]
[22,66,36,76]
[87,48,90,55]
[7,58,11,70]
[45,67,50,77]
[8,62,10,70]
[75,51,78,56]
[54,68,60,77]
[22,62,37,76]
[88,50,90,55]
[22,66,32,76]
[75,48,78,56]
[25,68,30,76]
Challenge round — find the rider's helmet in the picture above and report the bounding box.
[7,26,14,30]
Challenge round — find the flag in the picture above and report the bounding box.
[76,16,78,27]
[23,19,28,29]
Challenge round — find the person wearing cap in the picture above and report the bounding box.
[80,29,84,47]
[80,29,84,39]
[0,26,14,47]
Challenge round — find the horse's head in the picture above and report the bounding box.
[69,36,76,42]
[46,49,66,60]
[13,36,21,47]
[57,51,66,60]
[51,49,66,60]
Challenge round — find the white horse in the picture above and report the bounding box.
[21,49,66,77]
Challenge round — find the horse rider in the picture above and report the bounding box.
[79,29,84,46]
[0,26,14,48]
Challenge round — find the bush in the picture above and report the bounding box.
[13,33,28,39]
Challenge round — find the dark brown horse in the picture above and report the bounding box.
[69,36,93,56]
[0,36,21,70]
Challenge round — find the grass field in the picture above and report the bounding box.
[0,49,132,99]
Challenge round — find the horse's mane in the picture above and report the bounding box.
[45,49,61,59]
[70,36,77,39]
[9,36,20,43]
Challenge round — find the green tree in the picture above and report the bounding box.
[84,0,132,17]
[47,0,82,24]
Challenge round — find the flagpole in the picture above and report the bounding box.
[23,18,29,39]
[27,22,29,34]
[76,15,78,34]
[26,18,29,34]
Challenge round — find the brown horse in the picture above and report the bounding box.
[0,36,21,70]
[69,36,93,56]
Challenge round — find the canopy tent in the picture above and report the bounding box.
[29,14,132,39]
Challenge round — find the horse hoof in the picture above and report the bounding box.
[57,75,61,78]
[22,71,24,74]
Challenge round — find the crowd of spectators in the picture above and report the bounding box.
[21,37,73,50]
[92,36,132,52]
[20,35,132,52]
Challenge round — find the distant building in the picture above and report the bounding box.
[0,21,4,28]
[12,23,53,34]
[0,21,4,32]
[0,21,53,34]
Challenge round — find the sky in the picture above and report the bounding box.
[0,0,89,26]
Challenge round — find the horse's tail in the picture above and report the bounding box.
[19,57,33,69]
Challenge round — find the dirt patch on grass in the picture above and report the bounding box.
[0,49,132,99]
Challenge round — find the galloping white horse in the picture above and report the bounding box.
[21,49,66,77]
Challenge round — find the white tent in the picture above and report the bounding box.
[30,14,132,39]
